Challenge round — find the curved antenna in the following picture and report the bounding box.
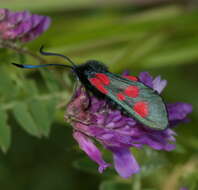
[12,63,74,69]
[40,45,76,67]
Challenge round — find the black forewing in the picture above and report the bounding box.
[88,72,168,130]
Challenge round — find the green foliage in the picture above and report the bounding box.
[100,180,131,190]
[0,109,11,153]
[13,102,41,137]
[0,60,69,148]
[0,2,198,190]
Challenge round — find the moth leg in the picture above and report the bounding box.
[71,79,80,99]
[64,79,81,109]
[65,113,109,129]
[57,80,81,109]
[64,114,92,125]
[84,90,92,111]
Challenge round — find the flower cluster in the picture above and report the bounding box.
[0,8,51,42]
[66,72,192,178]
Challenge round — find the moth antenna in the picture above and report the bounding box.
[40,45,76,67]
[12,62,74,69]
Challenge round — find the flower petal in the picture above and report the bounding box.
[0,9,51,42]
[21,16,51,42]
[152,76,167,94]
[122,70,130,76]
[180,188,188,190]
[167,103,192,121]
[66,82,192,178]
[108,147,140,178]
[138,72,153,88]
[73,131,110,173]
[0,8,8,21]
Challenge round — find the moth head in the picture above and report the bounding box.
[76,60,108,74]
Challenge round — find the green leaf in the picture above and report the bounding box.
[100,181,131,190]
[0,67,18,99]
[0,109,11,153]
[40,70,60,92]
[18,53,26,65]
[25,80,39,96]
[12,102,40,137]
[28,99,57,137]
[44,98,58,124]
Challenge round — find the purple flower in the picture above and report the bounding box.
[0,8,51,42]
[65,72,192,178]
[180,188,188,190]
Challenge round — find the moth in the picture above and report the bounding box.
[13,46,168,130]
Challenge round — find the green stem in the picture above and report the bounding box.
[0,41,47,64]
[132,174,141,190]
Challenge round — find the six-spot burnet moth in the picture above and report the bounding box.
[12,46,168,130]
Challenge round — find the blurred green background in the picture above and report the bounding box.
[0,0,198,190]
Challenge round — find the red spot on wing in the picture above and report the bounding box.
[124,75,138,81]
[133,101,149,118]
[124,85,139,98]
[89,78,108,94]
[95,73,110,85]
[117,93,126,101]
